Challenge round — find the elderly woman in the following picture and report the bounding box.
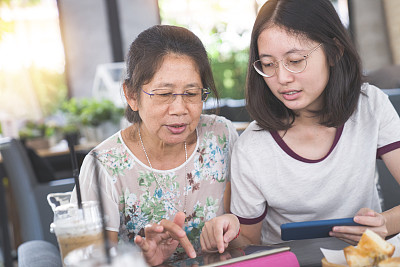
[72,25,238,265]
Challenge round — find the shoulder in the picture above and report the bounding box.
[87,131,127,160]
[234,121,271,152]
[360,83,389,105]
[199,114,237,135]
[91,131,122,151]
[199,114,232,127]
[358,83,390,116]
[239,121,265,139]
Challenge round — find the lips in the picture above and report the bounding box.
[166,124,187,134]
[281,90,301,95]
[281,90,301,100]
[283,91,301,95]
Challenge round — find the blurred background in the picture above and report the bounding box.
[0,0,399,143]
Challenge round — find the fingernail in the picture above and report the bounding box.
[191,251,197,258]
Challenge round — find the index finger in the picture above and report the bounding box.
[213,222,225,253]
[355,208,375,217]
[160,219,197,258]
[354,214,383,227]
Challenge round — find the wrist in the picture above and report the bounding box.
[232,228,241,241]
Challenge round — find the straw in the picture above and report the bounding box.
[93,152,112,265]
[66,136,82,210]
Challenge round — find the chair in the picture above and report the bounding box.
[17,240,62,267]
[0,137,75,248]
[382,88,400,114]
[377,89,400,211]
[377,160,400,211]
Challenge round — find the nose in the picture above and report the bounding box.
[169,95,188,115]
[275,61,294,84]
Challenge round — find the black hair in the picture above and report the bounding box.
[124,25,218,123]
[247,0,362,130]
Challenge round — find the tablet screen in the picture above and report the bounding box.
[156,245,290,267]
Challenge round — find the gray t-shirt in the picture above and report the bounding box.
[230,83,400,244]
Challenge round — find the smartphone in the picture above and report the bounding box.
[157,245,290,267]
[280,217,361,241]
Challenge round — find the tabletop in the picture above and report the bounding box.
[282,237,349,267]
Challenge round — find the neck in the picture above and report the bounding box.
[137,124,191,169]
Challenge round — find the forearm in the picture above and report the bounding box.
[106,230,119,245]
[382,205,400,236]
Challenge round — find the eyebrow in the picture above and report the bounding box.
[154,82,202,89]
[259,48,308,59]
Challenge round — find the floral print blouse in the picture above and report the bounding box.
[73,114,238,251]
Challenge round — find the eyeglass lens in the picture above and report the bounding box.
[254,55,307,77]
[150,88,209,104]
[254,43,322,77]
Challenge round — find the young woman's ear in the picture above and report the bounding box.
[123,83,139,111]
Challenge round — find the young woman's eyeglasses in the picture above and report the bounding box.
[253,43,323,78]
[141,88,210,104]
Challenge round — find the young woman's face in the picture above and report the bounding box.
[257,26,330,114]
[126,53,203,146]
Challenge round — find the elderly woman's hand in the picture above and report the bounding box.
[200,214,240,254]
[134,212,196,266]
[329,208,388,245]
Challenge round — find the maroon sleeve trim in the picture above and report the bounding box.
[376,141,400,159]
[235,206,268,225]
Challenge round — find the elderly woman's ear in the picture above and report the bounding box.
[123,82,139,111]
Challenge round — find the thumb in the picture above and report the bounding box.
[223,227,239,243]
[173,211,186,228]
[134,235,149,251]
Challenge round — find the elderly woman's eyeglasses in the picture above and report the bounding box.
[253,43,323,78]
[141,88,210,104]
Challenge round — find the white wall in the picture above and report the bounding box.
[350,0,392,73]
[58,0,160,98]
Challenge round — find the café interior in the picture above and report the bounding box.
[0,0,400,266]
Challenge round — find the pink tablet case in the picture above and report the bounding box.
[224,251,299,267]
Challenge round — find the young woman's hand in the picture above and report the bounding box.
[200,214,240,253]
[134,212,196,266]
[329,208,388,245]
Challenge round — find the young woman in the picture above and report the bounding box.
[200,0,400,253]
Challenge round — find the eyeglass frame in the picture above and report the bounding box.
[141,87,211,103]
[253,43,323,78]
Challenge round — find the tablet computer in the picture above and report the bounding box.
[157,244,290,267]
[281,217,361,241]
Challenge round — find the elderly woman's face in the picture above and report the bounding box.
[128,53,204,145]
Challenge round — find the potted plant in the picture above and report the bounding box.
[18,120,56,150]
[61,98,124,143]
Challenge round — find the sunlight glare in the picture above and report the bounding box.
[0,0,65,72]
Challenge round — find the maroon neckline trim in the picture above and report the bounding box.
[270,125,344,163]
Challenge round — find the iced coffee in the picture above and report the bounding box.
[64,243,149,267]
[50,201,104,264]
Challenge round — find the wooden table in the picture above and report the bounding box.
[35,142,98,158]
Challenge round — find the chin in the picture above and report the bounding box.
[163,135,188,145]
